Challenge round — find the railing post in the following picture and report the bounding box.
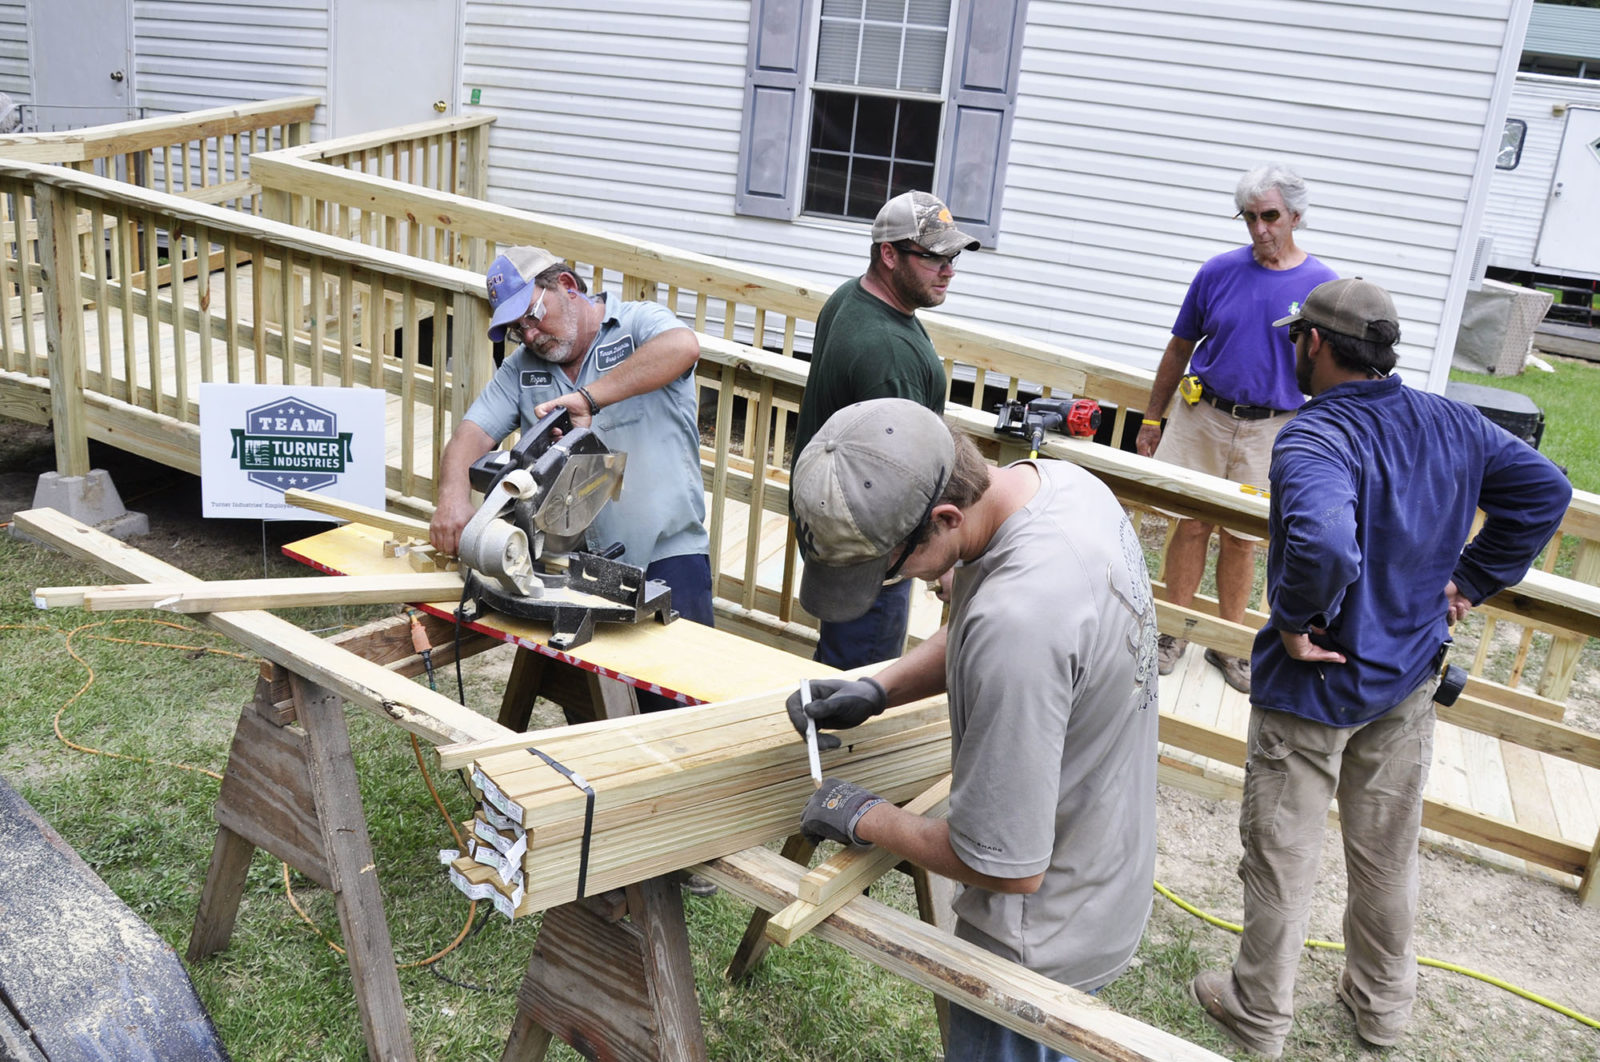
[449,290,492,445]
[260,186,290,329]
[35,184,90,478]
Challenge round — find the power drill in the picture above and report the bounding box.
[993,396,1102,456]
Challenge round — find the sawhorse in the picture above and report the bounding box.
[496,644,710,1062]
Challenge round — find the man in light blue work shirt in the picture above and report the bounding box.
[430,246,712,657]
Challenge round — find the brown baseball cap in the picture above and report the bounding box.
[792,398,955,622]
[871,191,981,256]
[1273,277,1400,342]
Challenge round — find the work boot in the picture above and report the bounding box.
[1157,634,1188,675]
[1336,971,1405,1048]
[1205,648,1252,694]
[1188,970,1283,1060]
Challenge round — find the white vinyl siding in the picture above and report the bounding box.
[465,0,1528,382]
[133,0,329,135]
[0,0,28,102]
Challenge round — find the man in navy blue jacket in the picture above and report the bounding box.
[1189,278,1571,1059]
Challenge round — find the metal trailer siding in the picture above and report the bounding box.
[133,0,330,137]
[1483,72,1600,282]
[0,0,28,102]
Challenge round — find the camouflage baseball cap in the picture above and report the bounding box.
[870,191,981,256]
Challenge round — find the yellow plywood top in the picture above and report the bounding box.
[285,522,838,704]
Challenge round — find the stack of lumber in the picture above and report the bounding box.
[436,686,953,918]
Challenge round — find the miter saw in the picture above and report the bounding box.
[454,407,676,650]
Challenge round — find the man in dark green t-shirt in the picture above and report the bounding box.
[793,191,979,668]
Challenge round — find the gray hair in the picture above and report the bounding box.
[1235,164,1309,230]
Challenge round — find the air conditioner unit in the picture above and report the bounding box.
[1452,278,1553,375]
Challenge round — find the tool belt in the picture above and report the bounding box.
[1192,377,1284,421]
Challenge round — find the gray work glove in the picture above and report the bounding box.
[786,677,888,751]
[802,777,886,847]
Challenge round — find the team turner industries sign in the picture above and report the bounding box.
[200,384,385,520]
[230,397,354,492]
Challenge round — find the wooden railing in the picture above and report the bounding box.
[3,119,1599,899]
[0,157,487,508]
[0,97,320,377]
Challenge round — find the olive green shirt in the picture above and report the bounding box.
[793,278,946,459]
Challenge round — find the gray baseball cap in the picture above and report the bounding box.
[792,398,955,622]
[485,246,561,342]
[1273,277,1400,342]
[871,191,981,257]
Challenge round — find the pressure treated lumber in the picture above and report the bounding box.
[699,845,1229,1062]
[39,572,465,612]
[446,684,953,914]
[763,775,952,948]
[14,508,505,747]
[282,488,433,540]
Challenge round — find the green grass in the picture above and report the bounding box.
[1450,355,1600,493]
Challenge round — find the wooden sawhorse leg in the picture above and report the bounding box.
[500,665,709,1062]
[725,845,956,1051]
[188,666,416,1062]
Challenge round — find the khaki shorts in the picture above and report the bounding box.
[1153,398,1292,542]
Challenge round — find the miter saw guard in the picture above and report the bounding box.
[455,407,676,650]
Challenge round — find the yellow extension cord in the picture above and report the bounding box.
[1153,880,1600,1031]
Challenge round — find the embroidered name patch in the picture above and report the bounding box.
[520,370,554,387]
[594,336,634,372]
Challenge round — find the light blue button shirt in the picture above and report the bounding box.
[463,292,708,567]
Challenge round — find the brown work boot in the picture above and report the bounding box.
[1157,634,1188,675]
[1336,972,1405,1048]
[1189,970,1282,1060]
[1205,648,1252,694]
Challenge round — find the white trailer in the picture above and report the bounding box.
[1484,72,1600,284]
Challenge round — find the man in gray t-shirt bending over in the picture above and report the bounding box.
[787,398,1159,1059]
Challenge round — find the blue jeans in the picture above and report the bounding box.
[946,1004,1080,1062]
[636,553,713,713]
[813,578,913,669]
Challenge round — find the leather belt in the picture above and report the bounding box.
[1200,390,1284,421]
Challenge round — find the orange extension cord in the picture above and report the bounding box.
[4,615,479,969]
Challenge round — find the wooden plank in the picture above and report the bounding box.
[35,184,91,476]
[282,487,432,538]
[699,845,1229,1062]
[49,572,466,612]
[13,508,507,747]
[762,775,952,948]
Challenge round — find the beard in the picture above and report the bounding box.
[528,315,582,364]
[889,262,946,310]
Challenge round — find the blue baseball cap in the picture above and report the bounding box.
[485,246,561,342]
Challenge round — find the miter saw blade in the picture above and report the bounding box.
[531,451,626,555]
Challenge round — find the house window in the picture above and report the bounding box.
[735,0,1030,247]
[803,1,951,219]
[1497,118,1527,170]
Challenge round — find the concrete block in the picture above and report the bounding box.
[22,470,149,539]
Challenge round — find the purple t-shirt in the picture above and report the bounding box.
[1171,245,1338,411]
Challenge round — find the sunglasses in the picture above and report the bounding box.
[894,242,959,268]
[1238,209,1283,225]
[1287,321,1311,342]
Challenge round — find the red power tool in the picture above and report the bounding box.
[994,396,1102,455]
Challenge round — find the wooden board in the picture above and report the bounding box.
[286,521,840,705]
